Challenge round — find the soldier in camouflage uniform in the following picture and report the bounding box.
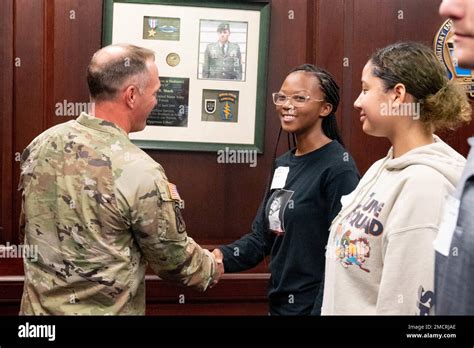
[202,23,242,80]
[19,44,223,315]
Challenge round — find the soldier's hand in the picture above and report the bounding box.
[210,248,224,288]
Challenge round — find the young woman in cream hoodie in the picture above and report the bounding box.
[322,42,472,315]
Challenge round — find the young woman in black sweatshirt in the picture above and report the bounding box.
[213,64,360,315]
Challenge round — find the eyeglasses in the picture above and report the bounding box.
[272,93,324,107]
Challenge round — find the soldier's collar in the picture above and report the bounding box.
[76,113,128,138]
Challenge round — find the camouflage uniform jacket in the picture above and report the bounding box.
[19,113,217,315]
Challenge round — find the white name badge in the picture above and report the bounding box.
[270,166,290,190]
[433,195,460,256]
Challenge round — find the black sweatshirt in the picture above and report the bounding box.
[219,141,360,315]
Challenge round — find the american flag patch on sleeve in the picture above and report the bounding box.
[167,183,181,200]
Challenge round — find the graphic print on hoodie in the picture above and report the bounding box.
[322,136,466,315]
[334,192,384,273]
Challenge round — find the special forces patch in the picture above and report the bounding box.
[201,89,239,123]
[434,19,474,98]
[205,99,216,114]
[219,93,236,121]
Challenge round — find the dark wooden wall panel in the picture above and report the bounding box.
[13,0,46,156]
[49,0,103,128]
[314,0,346,141]
[12,0,46,245]
[0,0,14,243]
[344,0,397,173]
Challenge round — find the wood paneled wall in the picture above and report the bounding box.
[1,0,14,244]
[1,0,472,315]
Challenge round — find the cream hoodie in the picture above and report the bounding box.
[322,135,466,315]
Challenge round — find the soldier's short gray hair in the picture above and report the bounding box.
[87,44,155,102]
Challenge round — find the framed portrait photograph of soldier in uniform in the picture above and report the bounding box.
[102,0,270,153]
[198,20,247,81]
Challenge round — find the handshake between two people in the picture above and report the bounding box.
[210,248,225,288]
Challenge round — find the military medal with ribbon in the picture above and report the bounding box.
[148,18,158,38]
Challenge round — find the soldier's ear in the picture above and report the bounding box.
[124,84,139,109]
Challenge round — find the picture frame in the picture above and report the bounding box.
[102,0,271,153]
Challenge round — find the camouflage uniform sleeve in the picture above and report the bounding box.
[126,164,218,291]
[18,129,52,244]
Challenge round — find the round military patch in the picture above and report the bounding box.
[434,19,474,98]
[166,52,180,67]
